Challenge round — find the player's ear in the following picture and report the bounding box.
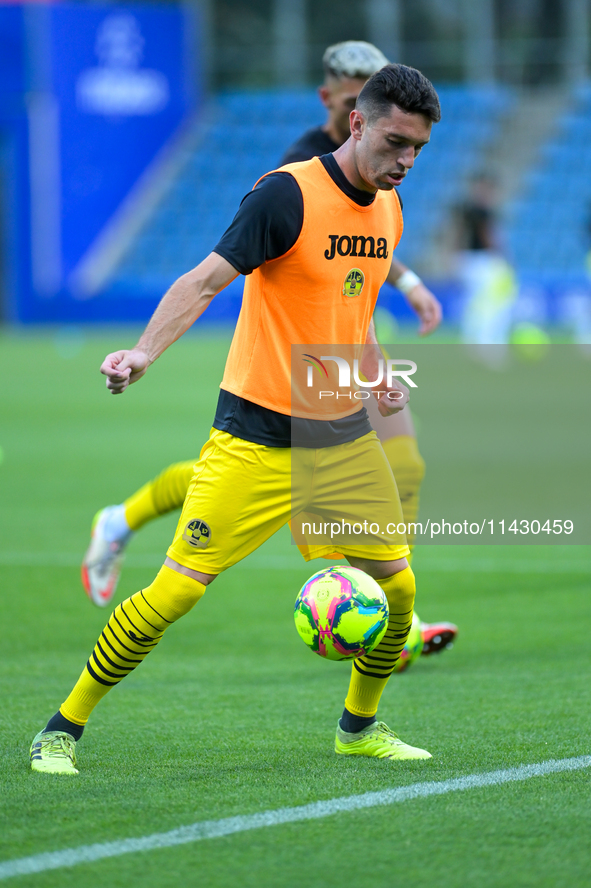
[318,85,331,109]
[350,109,364,140]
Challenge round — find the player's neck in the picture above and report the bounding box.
[332,141,377,195]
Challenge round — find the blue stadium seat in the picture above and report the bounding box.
[505,86,591,282]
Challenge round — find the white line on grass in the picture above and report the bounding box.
[1,756,589,881]
[1,552,590,573]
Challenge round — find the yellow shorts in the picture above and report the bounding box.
[167,428,409,574]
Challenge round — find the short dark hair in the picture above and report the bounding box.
[356,64,441,124]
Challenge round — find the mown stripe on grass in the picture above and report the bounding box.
[2,756,589,880]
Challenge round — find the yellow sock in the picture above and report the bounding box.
[60,565,205,725]
[344,566,416,718]
[124,461,195,531]
[381,436,425,548]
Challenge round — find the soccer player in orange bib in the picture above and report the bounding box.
[82,41,457,665]
[31,64,442,774]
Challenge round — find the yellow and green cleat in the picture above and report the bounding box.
[335,720,431,760]
[30,731,79,775]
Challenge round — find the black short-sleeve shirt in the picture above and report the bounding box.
[211,155,393,447]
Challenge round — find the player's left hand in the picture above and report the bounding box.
[405,283,442,336]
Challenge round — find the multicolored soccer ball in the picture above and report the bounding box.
[294,566,389,661]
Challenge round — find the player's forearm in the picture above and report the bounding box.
[361,317,385,379]
[387,258,422,294]
[386,256,442,335]
[388,257,408,284]
[135,277,213,364]
[135,254,238,363]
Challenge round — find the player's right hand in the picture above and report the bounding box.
[375,379,409,416]
[100,349,150,394]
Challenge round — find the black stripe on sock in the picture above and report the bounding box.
[86,660,119,687]
[353,663,396,680]
[140,589,173,624]
[112,612,160,648]
[101,632,142,665]
[104,623,143,657]
[362,653,402,665]
[118,603,162,643]
[371,643,404,653]
[95,639,138,674]
[128,597,163,634]
[357,658,397,672]
[91,650,135,681]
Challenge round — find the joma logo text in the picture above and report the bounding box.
[324,235,389,261]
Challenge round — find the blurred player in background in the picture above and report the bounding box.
[561,203,591,348]
[456,173,518,348]
[82,41,457,668]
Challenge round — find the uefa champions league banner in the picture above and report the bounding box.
[3,3,197,323]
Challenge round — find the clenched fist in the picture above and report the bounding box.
[100,349,151,394]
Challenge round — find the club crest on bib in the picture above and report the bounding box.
[343,268,364,298]
[182,519,211,549]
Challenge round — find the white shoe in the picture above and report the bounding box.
[81,506,132,606]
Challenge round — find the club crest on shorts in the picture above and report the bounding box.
[182,519,211,549]
[343,268,364,298]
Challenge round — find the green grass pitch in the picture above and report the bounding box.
[0,328,590,888]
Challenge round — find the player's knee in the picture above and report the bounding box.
[164,556,216,586]
[381,564,416,613]
[143,563,209,622]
